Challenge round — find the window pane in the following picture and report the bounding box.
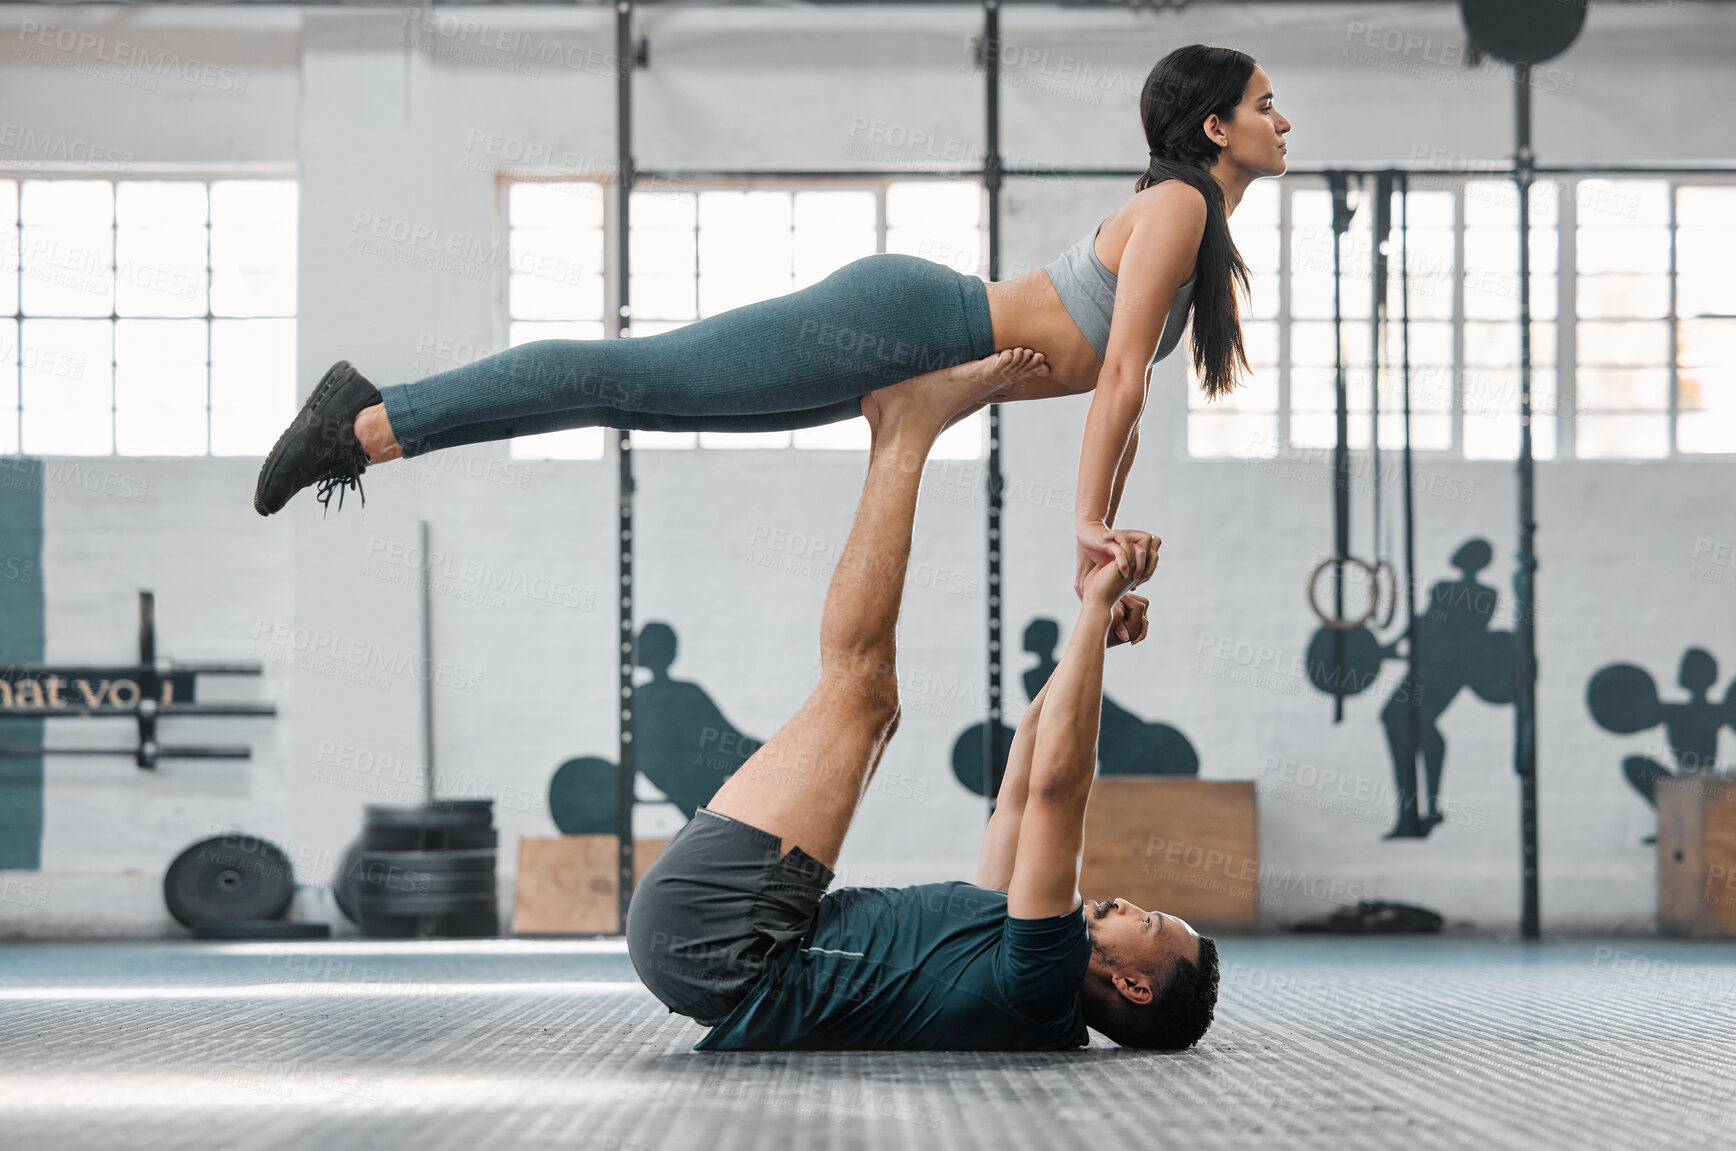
[211,182,296,319]
[0,181,16,317]
[793,190,876,287]
[508,182,604,230]
[21,319,111,455]
[211,318,294,456]
[1677,228,1736,317]
[509,321,605,345]
[21,181,113,318]
[1578,180,1669,228]
[698,190,793,315]
[1578,321,1668,366]
[1464,369,1555,460]
[1678,365,1734,454]
[0,318,16,454]
[1578,367,1669,412]
[116,213,207,319]
[115,319,206,456]
[887,181,980,274]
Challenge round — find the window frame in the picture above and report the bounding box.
[0,167,298,459]
[1182,172,1736,463]
[501,172,991,458]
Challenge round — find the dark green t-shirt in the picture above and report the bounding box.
[694,880,1092,1051]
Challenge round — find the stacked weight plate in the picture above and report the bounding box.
[334,801,498,939]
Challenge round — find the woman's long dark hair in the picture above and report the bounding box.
[1136,44,1256,399]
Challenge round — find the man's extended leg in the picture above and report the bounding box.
[705,348,1042,868]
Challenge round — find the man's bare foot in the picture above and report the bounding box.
[861,347,1049,442]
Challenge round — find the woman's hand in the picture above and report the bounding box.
[1074,521,1160,600]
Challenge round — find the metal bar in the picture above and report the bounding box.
[137,591,159,770]
[1398,172,1421,847]
[1329,172,1350,724]
[1513,64,1541,943]
[0,663,262,676]
[0,703,277,718]
[0,745,254,759]
[982,0,1004,817]
[638,164,1736,184]
[614,0,638,935]
[1370,174,1389,571]
[420,519,436,805]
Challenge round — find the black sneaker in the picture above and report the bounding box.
[253,361,381,516]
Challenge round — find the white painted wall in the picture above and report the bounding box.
[1,2,1732,936]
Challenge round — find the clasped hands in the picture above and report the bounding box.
[1076,520,1160,649]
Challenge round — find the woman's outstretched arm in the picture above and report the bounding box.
[1072,182,1206,598]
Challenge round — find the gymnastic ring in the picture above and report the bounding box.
[1372,560,1398,631]
[1307,555,1380,632]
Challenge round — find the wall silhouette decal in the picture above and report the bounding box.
[1307,538,1516,839]
[1587,648,1735,840]
[951,617,1199,798]
[549,621,762,834]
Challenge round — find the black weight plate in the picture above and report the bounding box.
[354,869,496,896]
[430,799,494,819]
[356,848,496,872]
[365,804,491,830]
[163,835,296,927]
[333,842,363,925]
[357,913,421,939]
[362,824,498,852]
[357,891,496,917]
[192,919,332,940]
[442,912,499,938]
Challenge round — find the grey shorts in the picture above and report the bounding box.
[625,808,834,1026]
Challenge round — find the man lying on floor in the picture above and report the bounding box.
[625,359,1220,1052]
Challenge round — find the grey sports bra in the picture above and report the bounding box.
[1041,219,1197,372]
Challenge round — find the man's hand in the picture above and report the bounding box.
[1107,593,1150,648]
[1075,521,1160,600]
[1082,530,1160,609]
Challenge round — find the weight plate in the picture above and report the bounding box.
[192,919,332,940]
[549,756,619,835]
[357,912,421,939]
[354,869,496,897]
[356,848,496,871]
[333,842,363,924]
[430,799,494,818]
[362,824,498,852]
[163,835,296,927]
[365,804,492,830]
[441,912,499,938]
[357,891,496,918]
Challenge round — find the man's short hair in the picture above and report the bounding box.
[1094,935,1220,1050]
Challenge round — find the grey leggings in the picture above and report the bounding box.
[377,253,997,458]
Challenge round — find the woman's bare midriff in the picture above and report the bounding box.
[979,192,1195,403]
[983,271,1104,400]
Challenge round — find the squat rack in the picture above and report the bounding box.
[603,0,1736,936]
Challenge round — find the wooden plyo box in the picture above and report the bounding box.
[513,836,670,935]
[1079,778,1259,928]
[1657,777,1736,937]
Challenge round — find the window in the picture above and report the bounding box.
[1462,179,1556,460]
[1185,175,1736,460]
[0,178,296,457]
[1677,185,1736,453]
[506,178,988,461]
[1575,179,1669,457]
[1187,179,1278,457]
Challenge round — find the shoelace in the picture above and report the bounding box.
[315,470,366,515]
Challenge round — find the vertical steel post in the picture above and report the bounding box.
[982,0,1005,814]
[615,0,638,932]
[421,519,436,806]
[1399,175,1421,833]
[1513,64,1541,941]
